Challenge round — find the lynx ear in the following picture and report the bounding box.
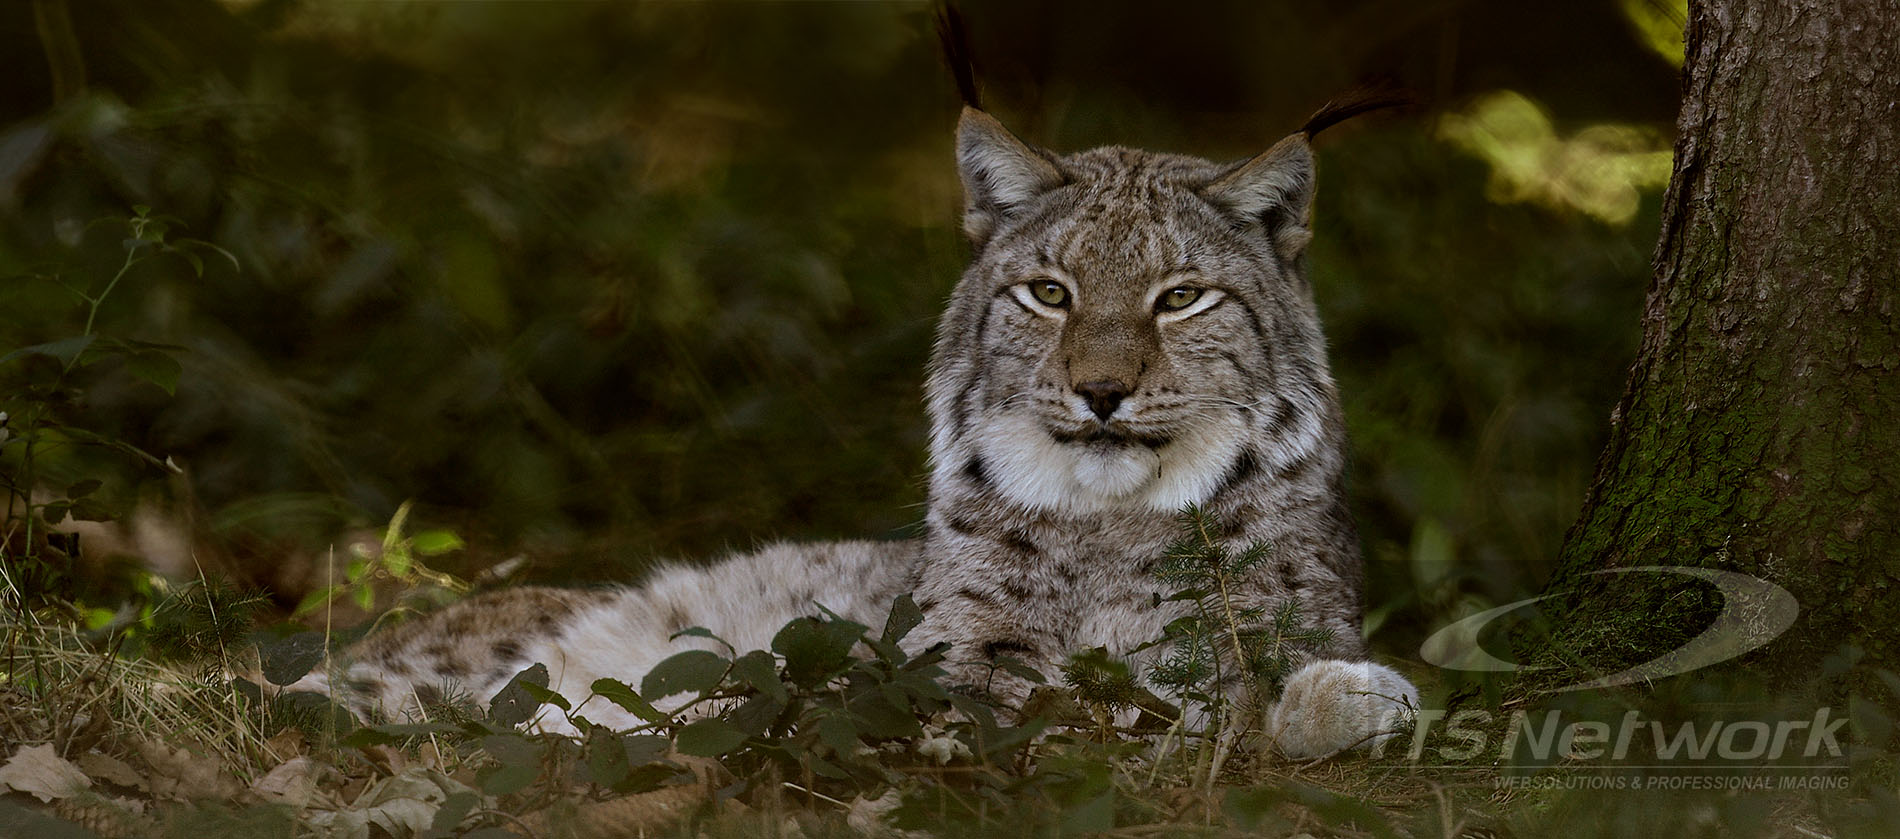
[957,107,1064,245]
[1202,134,1316,260]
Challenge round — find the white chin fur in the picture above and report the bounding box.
[1072,445,1159,497]
[973,413,1246,514]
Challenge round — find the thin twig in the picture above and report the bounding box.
[782,780,852,810]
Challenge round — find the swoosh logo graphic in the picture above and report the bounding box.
[1417,566,1800,692]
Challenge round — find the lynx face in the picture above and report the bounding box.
[927,110,1339,516]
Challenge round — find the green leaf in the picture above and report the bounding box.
[864,637,906,664]
[616,763,680,795]
[590,678,667,724]
[729,650,787,703]
[584,728,631,787]
[489,663,551,727]
[382,549,412,577]
[881,594,924,646]
[847,690,921,739]
[668,625,735,654]
[293,585,341,617]
[174,238,241,273]
[411,529,464,556]
[423,791,481,838]
[0,335,93,368]
[904,642,951,671]
[482,733,546,766]
[979,719,1046,760]
[49,425,174,473]
[351,584,374,611]
[482,762,538,796]
[1060,790,1117,835]
[772,616,862,689]
[68,498,116,522]
[675,718,749,756]
[64,479,102,500]
[993,655,1049,685]
[725,694,788,737]
[519,680,572,711]
[806,755,850,779]
[621,734,670,766]
[891,669,952,704]
[945,695,1001,729]
[816,713,860,756]
[172,246,205,277]
[640,649,728,700]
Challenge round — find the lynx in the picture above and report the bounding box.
[294,102,1417,760]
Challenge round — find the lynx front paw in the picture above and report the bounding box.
[1264,660,1417,760]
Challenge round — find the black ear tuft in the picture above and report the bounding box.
[1301,82,1415,139]
[934,3,982,110]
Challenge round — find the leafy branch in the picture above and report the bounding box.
[293,500,472,619]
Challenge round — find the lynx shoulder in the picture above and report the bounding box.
[299,103,1415,759]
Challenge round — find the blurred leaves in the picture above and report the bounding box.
[1620,0,1690,68]
[1437,91,1673,224]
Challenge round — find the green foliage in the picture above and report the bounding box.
[1059,648,1145,715]
[0,207,213,615]
[9,565,1899,837]
[534,599,987,788]
[141,578,269,662]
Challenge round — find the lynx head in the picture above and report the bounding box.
[926,107,1345,516]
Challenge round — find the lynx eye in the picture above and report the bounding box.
[1028,280,1071,308]
[1156,286,1204,312]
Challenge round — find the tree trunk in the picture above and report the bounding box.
[1533,0,1898,689]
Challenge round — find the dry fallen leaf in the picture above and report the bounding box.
[0,744,92,802]
[357,743,407,775]
[416,739,444,772]
[132,738,244,801]
[263,727,308,763]
[518,785,709,839]
[75,752,147,792]
[306,766,483,839]
[252,756,334,809]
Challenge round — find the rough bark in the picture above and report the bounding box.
[1536,0,1898,686]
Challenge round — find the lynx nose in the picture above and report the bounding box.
[1074,379,1131,421]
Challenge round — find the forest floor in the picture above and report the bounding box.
[2,592,1893,839]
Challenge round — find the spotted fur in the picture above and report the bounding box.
[297,107,1415,757]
